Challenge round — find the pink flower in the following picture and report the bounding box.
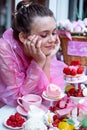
[72,20,85,32]
[57,18,87,34]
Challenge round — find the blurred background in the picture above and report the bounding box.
[0,0,87,37]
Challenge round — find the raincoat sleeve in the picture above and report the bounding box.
[0,39,49,106]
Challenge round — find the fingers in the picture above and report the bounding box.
[29,35,42,54]
[23,35,42,56]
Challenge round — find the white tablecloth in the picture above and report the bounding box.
[0,105,17,130]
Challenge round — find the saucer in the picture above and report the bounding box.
[16,105,27,117]
[42,91,65,101]
[16,104,47,116]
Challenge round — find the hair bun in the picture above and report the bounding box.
[16,0,32,11]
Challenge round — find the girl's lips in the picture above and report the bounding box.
[45,45,55,49]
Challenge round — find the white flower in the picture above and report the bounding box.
[83,18,87,26]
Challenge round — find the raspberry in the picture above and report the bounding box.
[6,112,26,128]
[11,121,17,127]
[9,115,15,121]
[53,115,58,121]
[15,112,21,117]
[17,121,23,127]
[6,119,12,126]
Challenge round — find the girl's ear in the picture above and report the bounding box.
[19,32,27,43]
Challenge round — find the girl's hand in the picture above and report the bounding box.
[23,35,46,68]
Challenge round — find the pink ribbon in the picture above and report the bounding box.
[57,30,72,40]
[56,98,87,116]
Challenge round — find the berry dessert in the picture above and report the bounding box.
[44,111,75,130]
[45,84,62,98]
[65,83,87,97]
[63,60,84,81]
[5,112,26,128]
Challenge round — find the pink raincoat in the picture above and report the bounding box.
[0,29,66,107]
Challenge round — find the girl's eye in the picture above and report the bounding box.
[52,30,57,35]
[40,34,47,38]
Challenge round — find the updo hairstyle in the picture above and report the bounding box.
[12,0,54,40]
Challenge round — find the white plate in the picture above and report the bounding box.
[65,75,87,84]
[42,91,65,101]
[4,116,26,129]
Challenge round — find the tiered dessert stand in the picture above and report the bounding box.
[65,75,87,129]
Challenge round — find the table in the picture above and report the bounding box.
[0,105,17,130]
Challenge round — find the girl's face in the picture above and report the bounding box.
[30,16,60,56]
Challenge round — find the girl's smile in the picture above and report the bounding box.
[30,16,60,55]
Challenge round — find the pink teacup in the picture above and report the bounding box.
[17,94,42,112]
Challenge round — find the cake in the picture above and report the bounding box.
[45,84,62,98]
[63,61,85,81]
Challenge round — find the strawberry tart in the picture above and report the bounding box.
[45,84,62,98]
[63,61,85,81]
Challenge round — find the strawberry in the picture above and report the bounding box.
[76,89,83,97]
[63,67,71,75]
[52,114,60,127]
[70,60,81,66]
[70,69,77,76]
[79,126,86,130]
[53,115,58,121]
[49,106,57,112]
[77,66,84,74]
[52,122,58,127]
[68,88,76,96]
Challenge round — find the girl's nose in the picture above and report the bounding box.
[48,35,55,43]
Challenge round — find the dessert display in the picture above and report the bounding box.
[47,60,87,129]
[45,84,62,98]
[3,61,87,130]
[63,60,85,81]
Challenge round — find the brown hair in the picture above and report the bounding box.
[12,0,54,40]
